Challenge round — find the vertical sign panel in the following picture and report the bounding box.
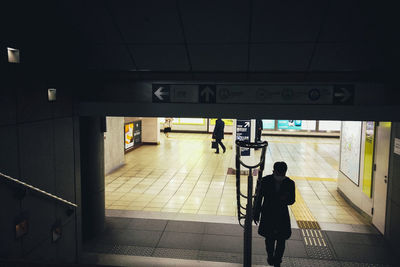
[236,120,251,156]
[340,121,362,185]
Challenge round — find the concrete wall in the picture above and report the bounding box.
[126,117,160,144]
[337,122,373,216]
[104,117,124,175]
[141,118,160,144]
[386,122,400,254]
[0,79,80,263]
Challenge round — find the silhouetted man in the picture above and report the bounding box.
[212,118,226,154]
[253,161,295,267]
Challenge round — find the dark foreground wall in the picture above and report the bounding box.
[386,122,400,254]
[0,75,81,263]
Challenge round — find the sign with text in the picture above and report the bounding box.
[152,83,355,105]
[236,120,251,156]
[394,138,400,156]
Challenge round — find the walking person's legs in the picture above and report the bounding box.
[215,138,220,153]
[273,239,286,266]
[217,139,226,153]
[265,238,275,265]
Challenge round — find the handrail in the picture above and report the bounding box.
[0,171,77,208]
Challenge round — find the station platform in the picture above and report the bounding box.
[106,133,367,226]
[82,216,397,266]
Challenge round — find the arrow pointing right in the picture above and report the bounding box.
[334,87,351,103]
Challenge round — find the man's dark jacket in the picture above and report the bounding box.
[253,175,295,240]
[213,119,225,139]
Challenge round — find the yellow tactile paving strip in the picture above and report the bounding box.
[302,229,327,247]
[105,133,368,226]
[290,187,321,229]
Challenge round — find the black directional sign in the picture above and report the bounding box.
[333,85,354,105]
[152,84,170,103]
[199,85,216,103]
[236,120,251,156]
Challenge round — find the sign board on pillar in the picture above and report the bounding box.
[236,120,251,156]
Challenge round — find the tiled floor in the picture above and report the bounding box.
[82,217,397,267]
[105,133,368,226]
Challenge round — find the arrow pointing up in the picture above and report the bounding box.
[244,121,250,127]
[154,87,169,101]
[200,86,215,102]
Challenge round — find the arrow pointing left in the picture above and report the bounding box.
[154,86,169,101]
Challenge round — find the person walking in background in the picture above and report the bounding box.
[212,118,226,154]
[255,119,263,150]
[253,161,295,267]
[164,117,173,137]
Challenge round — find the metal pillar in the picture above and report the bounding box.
[235,140,268,267]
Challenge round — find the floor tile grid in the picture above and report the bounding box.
[105,133,368,226]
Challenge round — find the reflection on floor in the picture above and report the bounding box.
[105,133,368,226]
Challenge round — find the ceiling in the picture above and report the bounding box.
[1,0,384,77]
[77,0,383,74]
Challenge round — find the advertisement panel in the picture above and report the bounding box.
[262,120,275,130]
[362,121,375,197]
[125,123,134,150]
[319,120,341,131]
[278,120,303,130]
[210,119,233,126]
[340,121,362,185]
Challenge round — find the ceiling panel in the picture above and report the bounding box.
[82,0,122,44]
[188,44,248,71]
[87,45,135,70]
[108,0,184,43]
[310,43,379,71]
[319,0,378,42]
[180,0,250,44]
[249,44,314,71]
[129,45,190,71]
[252,0,325,43]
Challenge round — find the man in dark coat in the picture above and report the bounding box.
[212,118,226,154]
[253,161,295,267]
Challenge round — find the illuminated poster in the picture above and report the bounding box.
[210,119,233,125]
[340,121,362,185]
[363,122,375,197]
[278,120,302,130]
[125,123,134,149]
[262,120,275,129]
[176,118,205,124]
[319,120,341,131]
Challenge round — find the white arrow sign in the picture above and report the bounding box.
[334,87,351,103]
[244,121,250,127]
[154,87,169,101]
[200,86,215,102]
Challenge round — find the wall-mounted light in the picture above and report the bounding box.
[48,88,57,102]
[14,216,28,239]
[51,220,62,243]
[7,47,20,63]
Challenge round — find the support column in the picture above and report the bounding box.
[80,116,105,241]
